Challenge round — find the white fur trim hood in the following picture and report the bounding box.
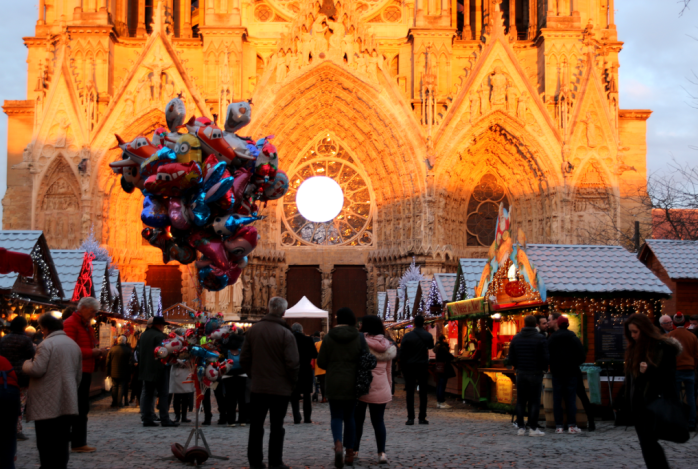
[370,344,397,362]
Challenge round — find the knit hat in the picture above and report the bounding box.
[673,312,685,325]
[557,316,570,328]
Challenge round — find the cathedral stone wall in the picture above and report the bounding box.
[2,0,649,318]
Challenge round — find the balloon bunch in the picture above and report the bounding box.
[154,312,238,389]
[109,98,290,292]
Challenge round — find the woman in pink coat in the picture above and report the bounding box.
[353,315,396,465]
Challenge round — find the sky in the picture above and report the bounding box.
[0,1,696,227]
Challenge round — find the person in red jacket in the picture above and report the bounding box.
[63,297,108,453]
[0,355,20,469]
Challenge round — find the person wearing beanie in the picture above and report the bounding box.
[689,315,698,339]
[668,312,698,430]
[548,315,586,434]
[659,314,674,334]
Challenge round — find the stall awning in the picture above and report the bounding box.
[283,296,329,319]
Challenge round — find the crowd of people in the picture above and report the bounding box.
[509,312,698,469]
[1,296,697,469]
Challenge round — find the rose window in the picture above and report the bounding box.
[466,173,509,246]
[281,135,374,247]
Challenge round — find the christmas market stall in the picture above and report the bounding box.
[51,250,94,304]
[108,269,124,315]
[163,303,199,325]
[121,282,142,318]
[0,231,63,332]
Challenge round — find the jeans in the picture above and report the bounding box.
[0,386,20,469]
[403,365,429,420]
[676,369,696,427]
[71,372,91,448]
[247,393,290,467]
[111,378,128,407]
[140,368,170,423]
[576,370,594,425]
[354,401,387,453]
[36,415,72,469]
[225,376,248,424]
[636,418,670,469]
[329,399,357,449]
[552,374,578,427]
[436,374,448,403]
[316,374,326,400]
[291,391,312,423]
[515,371,543,430]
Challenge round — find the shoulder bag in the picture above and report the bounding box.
[356,334,377,397]
[646,397,690,443]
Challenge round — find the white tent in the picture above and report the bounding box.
[283,296,329,319]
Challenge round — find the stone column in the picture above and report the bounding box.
[463,0,471,38]
[509,0,516,38]
[474,0,482,39]
[528,0,537,39]
[137,0,147,37]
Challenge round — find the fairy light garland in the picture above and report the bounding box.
[426,280,442,316]
[30,246,60,300]
[125,292,139,318]
[456,275,467,302]
[99,270,110,313]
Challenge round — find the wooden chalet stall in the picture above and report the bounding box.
[446,206,671,420]
[0,231,63,332]
[163,303,198,325]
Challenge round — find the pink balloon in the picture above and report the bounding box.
[188,231,231,272]
[168,197,191,230]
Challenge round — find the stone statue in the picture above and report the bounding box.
[55,117,70,148]
[275,50,288,83]
[253,268,264,308]
[376,270,385,292]
[242,272,252,308]
[517,92,528,120]
[506,84,517,112]
[479,83,489,113]
[260,268,270,309]
[469,91,480,121]
[321,272,333,312]
[311,14,329,55]
[343,26,356,64]
[581,111,598,148]
[326,16,345,60]
[267,269,278,299]
[490,66,507,106]
[561,144,574,177]
[300,25,313,65]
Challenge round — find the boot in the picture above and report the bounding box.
[345,448,355,467]
[334,440,344,468]
[173,413,180,423]
[181,408,191,423]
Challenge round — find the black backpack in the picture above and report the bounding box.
[356,334,378,397]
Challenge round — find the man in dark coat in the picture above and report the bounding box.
[399,315,434,425]
[290,322,318,424]
[138,317,178,427]
[0,315,35,440]
[548,315,586,433]
[241,297,299,469]
[106,336,132,408]
[508,315,549,436]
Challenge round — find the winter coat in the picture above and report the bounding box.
[434,340,457,379]
[625,338,681,426]
[548,328,586,377]
[667,327,698,371]
[0,332,35,387]
[508,327,549,373]
[221,332,246,376]
[360,334,396,404]
[138,327,167,383]
[240,314,299,396]
[314,341,325,376]
[22,331,82,422]
[169,359,195,394]
[63,312,97,373]
[399,327,435,368]
[292,331,318,396]
[318,325,364,401]
[106,343,132,379]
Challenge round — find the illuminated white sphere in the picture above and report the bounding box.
[296,176,344,223]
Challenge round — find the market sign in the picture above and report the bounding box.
[446,297,487,319]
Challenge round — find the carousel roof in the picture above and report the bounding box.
[51,250,87,300]
[458,258,488,299]
[641,239,698,280]
[433,273,457,304]
[527,244,671,296]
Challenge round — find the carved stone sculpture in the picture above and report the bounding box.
[490,66,507,106]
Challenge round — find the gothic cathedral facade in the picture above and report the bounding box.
[2,0,649,318]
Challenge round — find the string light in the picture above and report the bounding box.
[30,246,60,300]
[71,252,95,302]
[125,291,139,318]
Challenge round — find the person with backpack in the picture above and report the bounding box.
[352,315,396,465]
[318,308,365,468]
[399,315,434,425]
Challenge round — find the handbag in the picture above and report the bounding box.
[356,334,377,398]
[104,376,112,392]
[646,397,690,443]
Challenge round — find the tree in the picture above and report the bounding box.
[577,162,698,249]
[79,225,115,272]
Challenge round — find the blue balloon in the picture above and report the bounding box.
[204,176,235,203]
[212,213,261,237]
[141,196,170,228]
[190,345,220,361]
[197,266,229,292]
[189,191,211,227]
[156,146,178,161]
[203,161,227,192]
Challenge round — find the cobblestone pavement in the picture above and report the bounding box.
[14,389,698,469]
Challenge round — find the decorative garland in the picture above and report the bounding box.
[30,246,60,300]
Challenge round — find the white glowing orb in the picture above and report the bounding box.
[296,176,344,223]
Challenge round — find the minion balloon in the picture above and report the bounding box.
[174,133,203,164]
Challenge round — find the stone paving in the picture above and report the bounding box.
[13,389,698,469]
